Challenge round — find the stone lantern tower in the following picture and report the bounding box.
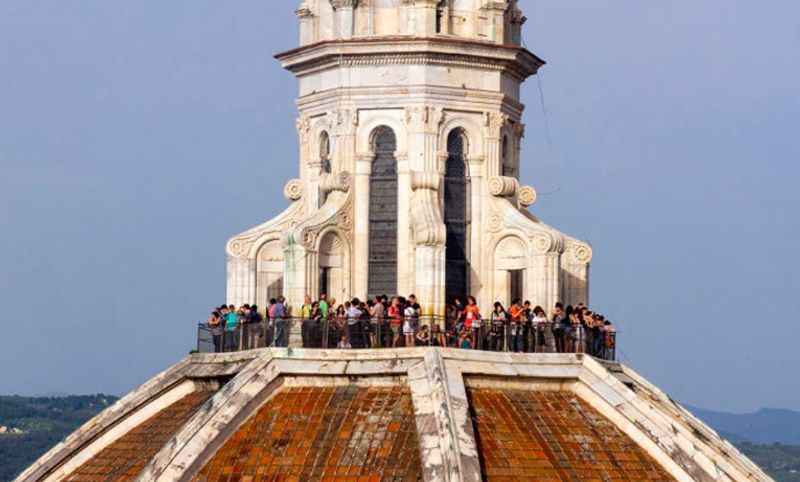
[226,0,593,317]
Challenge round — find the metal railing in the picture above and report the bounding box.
[197,316,617,361]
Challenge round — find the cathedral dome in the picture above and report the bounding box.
[17,349,770,481]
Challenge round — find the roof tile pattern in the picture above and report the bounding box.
[468,388,675,481]
[194,385,422,482]
[65,390,213,482]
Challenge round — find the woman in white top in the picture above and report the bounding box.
[532,306,549,353]
[403,302,418,347]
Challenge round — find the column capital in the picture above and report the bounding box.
[330,0,358,9]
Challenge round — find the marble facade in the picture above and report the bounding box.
[226,0,592,317]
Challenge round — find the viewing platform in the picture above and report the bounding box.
[196,316,618,362]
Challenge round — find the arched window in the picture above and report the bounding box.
[444,128,469,301]
[319,131,331,173]
[436,0,447,34]
[368,126,398,298]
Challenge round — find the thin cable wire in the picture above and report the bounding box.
[536,74,554,152]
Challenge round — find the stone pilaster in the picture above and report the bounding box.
[330,0,358,39]
[353,154,371,300]
[484,112,508,178]
[528,233,562,310]
[405,107,447,320]
[296,4,315,46]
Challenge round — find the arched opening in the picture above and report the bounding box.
[436,0,447,34]
[319,231,347,301]
[319,131,331,173]
[494,236,528,306]
[444,128,469,301]
[368,126,398,298]
[256,240,284,314]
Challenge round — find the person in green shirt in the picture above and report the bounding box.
[319,293,329,319]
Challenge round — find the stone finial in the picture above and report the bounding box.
[283,179,304,201]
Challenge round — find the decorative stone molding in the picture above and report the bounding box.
[297,191,354,250]
[411,171,439,191]
[487,212,504,233]
[331,108,358,136]
[295,6,312,18]
[518,185,537,207]
[411,190,446,247]
[283,179,304,201]
[484,112,509,138]
[296,115,311,141]
[404,106,444,133]
[330,0,358,8]
[531,232,555,254]
[512,121,525,138]
[320,171,351,194]
[488,176,519,197]
[226,202,306,259]
[574,243,593,265]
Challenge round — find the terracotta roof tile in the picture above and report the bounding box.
[193,385,422,482]
[467,388,675,481]
[65,390,213,482]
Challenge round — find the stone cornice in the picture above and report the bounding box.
[275,36,545,82]
[295,86,524,120]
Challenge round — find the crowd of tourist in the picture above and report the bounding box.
[202,294,617,360]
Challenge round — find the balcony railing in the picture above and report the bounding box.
[197,316,617,361]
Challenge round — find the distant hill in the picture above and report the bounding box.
[0,394,117,482]
[687,405,800,445]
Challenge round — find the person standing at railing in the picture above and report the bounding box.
[489,302,507,351]
[300,295,313,347]
[345,298,363,347]
[522,301,533,352]
[369,296,385,348]
[570,309,584,353]
[221,305,238,351]
[602,319,616,360]
[403,296,419,347]
[206,311,223,353]
[319,293,329,319]
[508,299,524,352]
[270,297,287,348]
[592,314,606,357]
[447,298,464,337]
[551,302,566,353]
[464,296,481,350]
[388,297,403,347]
[531,306,548,353]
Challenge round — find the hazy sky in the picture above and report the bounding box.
[0,1,798,413]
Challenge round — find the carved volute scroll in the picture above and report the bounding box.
[283,179,304,201]
[518,185,537,207]
[488,176,519,197]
